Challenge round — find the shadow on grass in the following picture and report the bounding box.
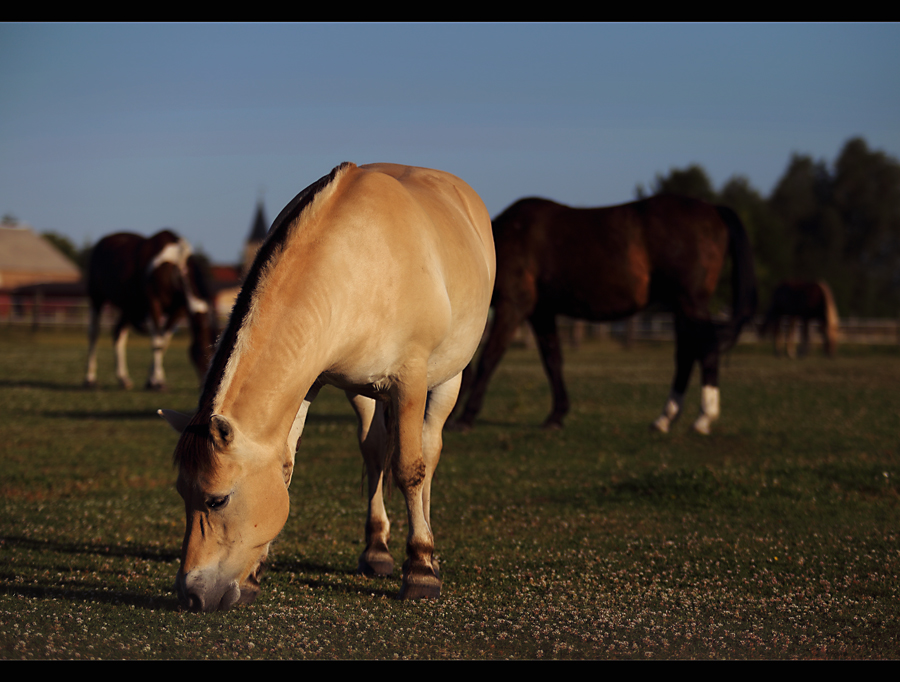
[269,558,400,600]
[0,535,182,611]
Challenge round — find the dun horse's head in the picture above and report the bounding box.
[160,409,291,612]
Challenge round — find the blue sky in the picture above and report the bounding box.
[2,22,899,264]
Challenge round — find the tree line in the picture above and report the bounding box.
[637,137,900,319]
[26,136,900,319]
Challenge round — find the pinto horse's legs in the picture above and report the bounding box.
[112,315,133,390]
[348,393,394,578]
[453,303,526,430]
[529,309,569,430]
[394,364,442,600]
[84,301,102,388]
[146,327,173,390]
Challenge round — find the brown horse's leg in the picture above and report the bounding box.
[452,303,524,430]
[786,317,797,359]
[652,315,695,433]
[529,308,569,430]
[770,315,781,356]
[692,321,721,435]
[348,393,394,578]
[799,318,811,357]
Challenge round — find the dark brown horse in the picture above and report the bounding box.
[84,230,218,390]
[759,280,838,358]
[451,194,758,434]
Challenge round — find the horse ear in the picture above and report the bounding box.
[158,409,192,433]
[209,414,235,450]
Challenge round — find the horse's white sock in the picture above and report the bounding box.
[652,391,684,433]
[692,385,720,435]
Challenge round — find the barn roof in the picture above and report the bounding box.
[0,226,82,288]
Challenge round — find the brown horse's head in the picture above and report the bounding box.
[160,409,291,612]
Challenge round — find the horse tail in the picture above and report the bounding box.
[818,280,839,357]
[715,205,758,353]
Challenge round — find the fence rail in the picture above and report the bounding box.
[2,295,899,346]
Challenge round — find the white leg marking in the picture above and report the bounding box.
[652,391,684,433]
[692,385,720,435]
[114,327,132,389]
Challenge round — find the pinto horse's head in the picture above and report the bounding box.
[159,409,291,612]
[183,255,219,381]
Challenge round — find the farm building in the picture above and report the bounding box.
[0,225,81,289]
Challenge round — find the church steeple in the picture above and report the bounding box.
[242,197,269,278]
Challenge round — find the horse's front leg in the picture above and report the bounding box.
[146,327,173,390]
[451,302,526,431]
[347,392,394,577]
[393,368,441,599]
[84,301,102,388]
[652,316,694,433]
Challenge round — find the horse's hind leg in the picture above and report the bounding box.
[84,301,102,388]
[691,320,721,435]
[348,393,394,578]
[112,315,133,390]
[530,308,569,430]
[421,372,463,546]
[394,363,441,599]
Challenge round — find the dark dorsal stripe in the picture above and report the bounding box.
[175,162,352,475]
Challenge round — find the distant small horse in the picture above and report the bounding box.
[159,163,495,610]
[452,194,758,435]
[84,230,218,390]
[759,280,839,358]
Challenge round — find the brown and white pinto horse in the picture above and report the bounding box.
[159,162,495,610]
[452,195,758,435]
[759,280,839,358]
[84,230,217,390]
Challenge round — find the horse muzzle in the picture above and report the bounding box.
[175,568,260,612]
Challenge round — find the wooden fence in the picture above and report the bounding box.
[2,294,898,346]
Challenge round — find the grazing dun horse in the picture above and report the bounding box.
[759,280,839,358]
[452,195,758,435]
[159,162,495,610]
[85,230,217,390]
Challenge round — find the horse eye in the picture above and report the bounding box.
[206,495,230,510]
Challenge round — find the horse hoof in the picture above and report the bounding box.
[650,417,670,433]
[541,418,563,431]
[358,554,394,578]
[692,416,712,435]
[83,379,97,390]
[399,558,442,599]
[119,379,134,390]
[145,382,166,391]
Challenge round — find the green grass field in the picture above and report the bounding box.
[1,327,897,659]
